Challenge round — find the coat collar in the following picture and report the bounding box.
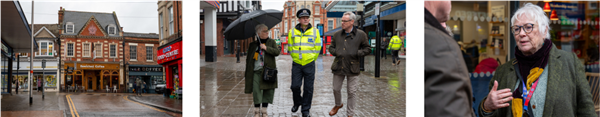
[340,26,357,36]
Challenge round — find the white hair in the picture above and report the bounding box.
[255,24,268,32]
[343,11,356,21]
[511,3,551,39]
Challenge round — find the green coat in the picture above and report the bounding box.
[244,38,280,94]
[478,44,597,117]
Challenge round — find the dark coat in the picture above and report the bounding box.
[244,38,280,94]
[424,8,475,117]
[478,44,597,117]
[328,27,371,76]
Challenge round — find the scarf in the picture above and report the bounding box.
[511,39,552,117]
[253,38,269,60]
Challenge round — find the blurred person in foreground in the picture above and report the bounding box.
[424,1,475,116]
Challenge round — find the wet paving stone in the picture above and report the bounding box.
[201,55,406,117]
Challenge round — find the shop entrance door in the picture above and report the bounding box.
[171,65,179,89]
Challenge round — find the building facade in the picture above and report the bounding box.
[158,1,183,96]
[58,8,125,91]
[13,24,61,92]
[123,32,161,93]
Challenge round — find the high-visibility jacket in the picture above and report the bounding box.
[388,35,403,50]
[288,26,322,66]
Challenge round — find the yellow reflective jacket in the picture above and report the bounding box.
[388,35,403,50]
[287,24,322,66]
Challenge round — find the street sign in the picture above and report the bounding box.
[42,59,46,68]
[375,3,380,16]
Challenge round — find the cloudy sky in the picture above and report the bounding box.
[261,1,285,11]
[19,1,158,33]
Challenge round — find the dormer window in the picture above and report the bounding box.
[107,24,117,35]
[66,22,74,34]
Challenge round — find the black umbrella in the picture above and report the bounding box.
[224,9,283,40]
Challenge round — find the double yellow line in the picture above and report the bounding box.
[66,94,80,117]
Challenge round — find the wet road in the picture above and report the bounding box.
[65,93,181,117]
[201,55,406,117]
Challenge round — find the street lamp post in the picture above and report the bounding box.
[42,59,46,99]
[29,0,34,105]
[375,2,381,77]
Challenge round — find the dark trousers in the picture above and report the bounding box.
[392,50,400,63]
[381,49,387,59]
[137,86,142,95]
[291,61,315,114]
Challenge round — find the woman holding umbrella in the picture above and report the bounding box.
[244,24,280,117]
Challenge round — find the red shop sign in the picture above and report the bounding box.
[157,41,182,64]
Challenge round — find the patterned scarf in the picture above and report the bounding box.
[511,39,552,117]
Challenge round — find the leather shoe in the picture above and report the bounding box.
[329,104,344,116]
[302,113,310,117]
[291,105,300,112]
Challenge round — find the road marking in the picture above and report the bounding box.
[66,94,80,117]
[123,96,167,113]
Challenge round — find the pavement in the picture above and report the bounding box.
[129,94,183,113]
[201,55,406,117]
[2,91,182,117]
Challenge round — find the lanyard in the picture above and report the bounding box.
[521,78,539,111]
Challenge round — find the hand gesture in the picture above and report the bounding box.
[483,80,513,111]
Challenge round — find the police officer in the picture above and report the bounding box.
[288,8,321,117]
[388,29,403,65]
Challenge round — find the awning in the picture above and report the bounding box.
[363,3,406,27]
[201,1,220,9]
[1,1,36,53]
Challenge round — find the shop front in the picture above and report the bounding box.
[63,63,121,91]
[157,40,182,97]
[128,65,164,93]
[12,61,59,91]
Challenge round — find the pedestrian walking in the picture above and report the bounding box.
[15,78,19,94]
[424,1,475,117]
[37,77,43,92]
[388,32,403,66]
[244,24,280,117]
[327,11,371,117]
[288,8,321,117]
[381,38,388,59]
[142,82,146,93]
[136,78,142,96]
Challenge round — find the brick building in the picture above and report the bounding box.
[58,8,125,91]
[123,32,162,93]
[157,1,183,95]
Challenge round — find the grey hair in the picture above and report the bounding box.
[511,3,551,39]
[255,24,268,33]
[343,11,356,21]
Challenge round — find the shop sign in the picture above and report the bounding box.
[549,2,579,11]
[129,67,163,72]
[80,64,105,69]
[65,63,119,70]
[157,41,182,64]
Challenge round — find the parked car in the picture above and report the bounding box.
[155,83,166,94]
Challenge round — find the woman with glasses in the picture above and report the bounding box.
[244,24,280,117]
[478,3,596,117]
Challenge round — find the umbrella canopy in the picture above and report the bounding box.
[224,9,283,40]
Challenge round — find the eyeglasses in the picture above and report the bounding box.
[511,23,535,35]
[341,20,353,23]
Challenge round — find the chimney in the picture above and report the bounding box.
[58,6,64,34]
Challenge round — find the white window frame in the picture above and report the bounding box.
[66,22,75,34]
[19,53,28,57]
[315,19,320,25]
[315,6,319,15]
[109,44,117,58]
[328,20,334,31]
[107,24,117,35]
[159,13,163,38]
[145,45,154,61]
[168,6,174,35]
[129,45,137,61]
[66,42,74,57]
[94,43,102,58]
[285,21,288,33]
[82,42,91,57]
[37,41,55,56]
